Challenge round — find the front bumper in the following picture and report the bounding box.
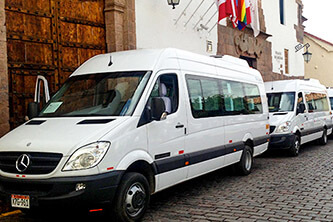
[269,133,296,150]
[0,171,124,209]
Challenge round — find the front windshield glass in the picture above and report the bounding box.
[39,71,151,117]
[267,92,295,112]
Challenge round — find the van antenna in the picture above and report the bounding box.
[108,55,113,67]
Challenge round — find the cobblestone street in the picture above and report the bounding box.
[144,140,333,222]
[1,140,333,222]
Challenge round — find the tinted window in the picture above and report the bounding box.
[243,83,262,114]
[221,80,245,114]
[305,92,329,112]
[330,97,333,110]
[186,75,262,118]
[201,79,221,112]
[187,78,222,118]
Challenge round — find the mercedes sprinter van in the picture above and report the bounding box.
[266,79,332,156]
[0,48,269,221]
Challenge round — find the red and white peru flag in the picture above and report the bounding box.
[216,0,238,27]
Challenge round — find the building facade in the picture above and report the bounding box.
[0,0,305,136]
[304,32,333,87]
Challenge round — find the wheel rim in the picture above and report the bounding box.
[244,150,252,171]
[324,131,327,143]
[295,139,300,153]
[125,182,146,218]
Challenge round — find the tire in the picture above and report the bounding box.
[289,134,300,157]
[318,129,328,145]
[235,145,253,176]
[113,172,150,222]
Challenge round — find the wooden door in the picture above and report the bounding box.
[5,0,106,128]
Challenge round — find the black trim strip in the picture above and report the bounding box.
[253,135,270,146]
[77,119,114,125]
[300,127,323,137]
[25,120,46,125]
[154,141,248,175]
[153,136,269,175]
[155,152,171,160]
[155,155,186,174]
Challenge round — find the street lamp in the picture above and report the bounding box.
[295,43,312,63]
[303,49,312,63]
[167,0,180,9]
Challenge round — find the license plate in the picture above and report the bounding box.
[11,194,30,209]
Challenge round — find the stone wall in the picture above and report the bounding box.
[104,0,136,52]
[217,0,303,82]
[0,0,9,137]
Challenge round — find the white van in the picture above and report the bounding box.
[265,79,332,156]
[0,48,269,221]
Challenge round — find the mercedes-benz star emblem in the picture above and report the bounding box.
[16,154,31,172]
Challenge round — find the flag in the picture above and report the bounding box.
[217,0,238,28]
[250,0,260,37]
[236,0,252,30]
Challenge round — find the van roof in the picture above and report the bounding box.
[265,79,327,93]
[71,48,262,83]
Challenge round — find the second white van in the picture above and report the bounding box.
[265,79,332,156]
[0,48,269,221]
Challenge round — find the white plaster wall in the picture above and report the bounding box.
[135,0,218,56]
[262,0,304,77]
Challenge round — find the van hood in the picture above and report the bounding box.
[269,112,294,127]
[0,117,129,156]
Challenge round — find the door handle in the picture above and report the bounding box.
[175,123,184,128]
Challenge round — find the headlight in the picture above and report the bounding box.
[276,121,291,133]
[63,142,110,171]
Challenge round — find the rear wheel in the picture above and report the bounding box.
[113,172,150,222]
[318,129,328,145]
[289,134,300,157]
[235,145,253,175]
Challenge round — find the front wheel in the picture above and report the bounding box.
[112,172,150,222]
[289,134,300,157]
[235,145,253,175]
[318,129,328,145]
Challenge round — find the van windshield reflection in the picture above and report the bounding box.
[39,71,151,117]
[267,92,295,112]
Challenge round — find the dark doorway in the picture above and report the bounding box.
[240,56,257,69]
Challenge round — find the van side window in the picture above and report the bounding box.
[186,75,262,118]
[221,80,245,114]
[314,93,329,111]
[305,92,329,112]
[149,74,179,114]
[187,79,204,114]
[187,77,222,118]
[243,83,263,114]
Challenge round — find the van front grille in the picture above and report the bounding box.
[0,152,62,175]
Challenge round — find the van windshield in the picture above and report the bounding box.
[39,71,151,117]
[267,92,295,112]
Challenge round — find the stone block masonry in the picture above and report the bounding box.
[0,0,9,137]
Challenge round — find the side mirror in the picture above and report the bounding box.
[27,102,39,120]
[151,97,166,121]
[297,103,306,115]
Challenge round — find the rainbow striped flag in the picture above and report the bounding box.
[236,0,252,30]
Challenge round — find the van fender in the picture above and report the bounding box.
[292,126,301,135]
[242,133,254,146]
[116,150,154,171]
